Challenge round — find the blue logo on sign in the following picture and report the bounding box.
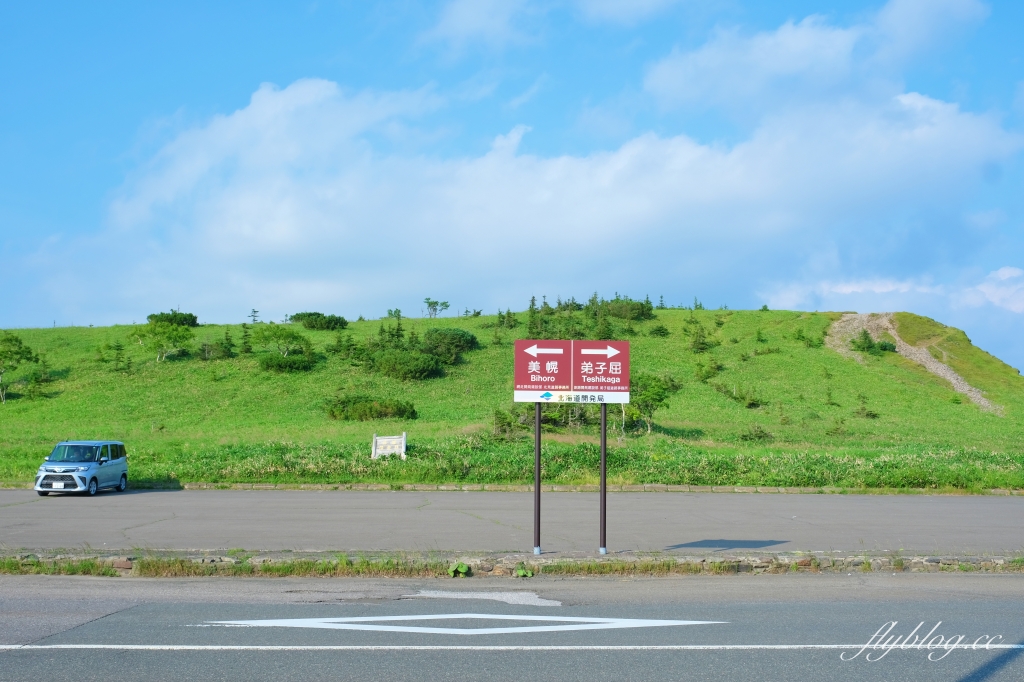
[540,392,553,400]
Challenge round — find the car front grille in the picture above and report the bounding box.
[41,475,78,489]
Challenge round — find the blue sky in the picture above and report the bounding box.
[2,0,1023,366]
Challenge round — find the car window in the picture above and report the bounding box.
[50,445,101,462]
[101,444,110,460]
[115,444,125,459]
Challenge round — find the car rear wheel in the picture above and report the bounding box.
[86,478,98,496]
[117,474,127,492]
[37,491,49,496]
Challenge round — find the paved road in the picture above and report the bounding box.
[2,489,1023,555]
[2,573,1023,680]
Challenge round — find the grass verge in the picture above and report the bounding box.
[132,555,450,578]
[0,558,118,576]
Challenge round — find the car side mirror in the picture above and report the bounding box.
[44,456,50,461]
[99,458,109,464]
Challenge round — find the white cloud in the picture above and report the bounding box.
[34,73,1014,324]
[421,0,535,49]
[507,75,548,108]
[762,279,944,310]
[645,17,861,109]
[964,209,1006,230]
[575,0,681,24]
[971,267,1024,313]
[644,0,988,111]
[26,0,1018,339]
[872,0,988,63]
[767,267,1024,319]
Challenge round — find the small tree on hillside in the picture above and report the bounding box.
[0,331,38,404]
[142,322,195,361]
[630,373,681,434]
[240,323,253,353]
[252,323,312,357]
[423,298,449,319]
[527,296,542,337]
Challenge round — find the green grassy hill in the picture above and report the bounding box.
[2,308,1022,490]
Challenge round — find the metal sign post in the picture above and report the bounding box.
[600,403,607,555]
[534,402,542,555]
[513,339,630,556]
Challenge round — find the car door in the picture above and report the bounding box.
[115,444,128,484]
[98,444,115,487]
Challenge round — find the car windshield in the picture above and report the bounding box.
[49,445,101,463]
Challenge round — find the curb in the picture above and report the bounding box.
[4,551,1022,577]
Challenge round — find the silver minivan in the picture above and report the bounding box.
[34,441,129,496]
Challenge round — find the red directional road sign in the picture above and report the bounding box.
[514,340,572,399]
[514,340,630,404]
[571,341,630,399]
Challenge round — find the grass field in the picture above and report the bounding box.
[1,308,1022,490]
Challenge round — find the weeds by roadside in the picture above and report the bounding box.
[133,555,450,578]
[0,558,118,576]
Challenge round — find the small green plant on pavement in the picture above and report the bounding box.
[448,562,471,578]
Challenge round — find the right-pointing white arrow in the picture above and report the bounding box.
[524,344,565,357]
[580,346,620,358]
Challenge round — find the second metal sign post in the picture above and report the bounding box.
[513,339,631,555]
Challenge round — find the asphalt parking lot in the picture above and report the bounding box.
[3,489,1023,555]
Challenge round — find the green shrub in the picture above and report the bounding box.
[694,358,723,382]
[327,395,417,421]
[147,310,199,327]
[739,424,774,442]
[258,354,317,372]
[648,324,670,337]
[689,326,719,353]
[325,332,356,356]
[291,312,348,331]
[493,408,529,438]
[713,383,765,408]
[420,328,478,365]
[851,330,896,356]
[603,297,655,321]
[370,349,443,380]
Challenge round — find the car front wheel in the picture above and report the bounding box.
[86,478,98,496]
[117,475,127,492]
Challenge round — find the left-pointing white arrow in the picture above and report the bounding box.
[579,346,620,358]
[525,345,565,357]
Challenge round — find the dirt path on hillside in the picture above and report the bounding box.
[826,313,1000,414]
